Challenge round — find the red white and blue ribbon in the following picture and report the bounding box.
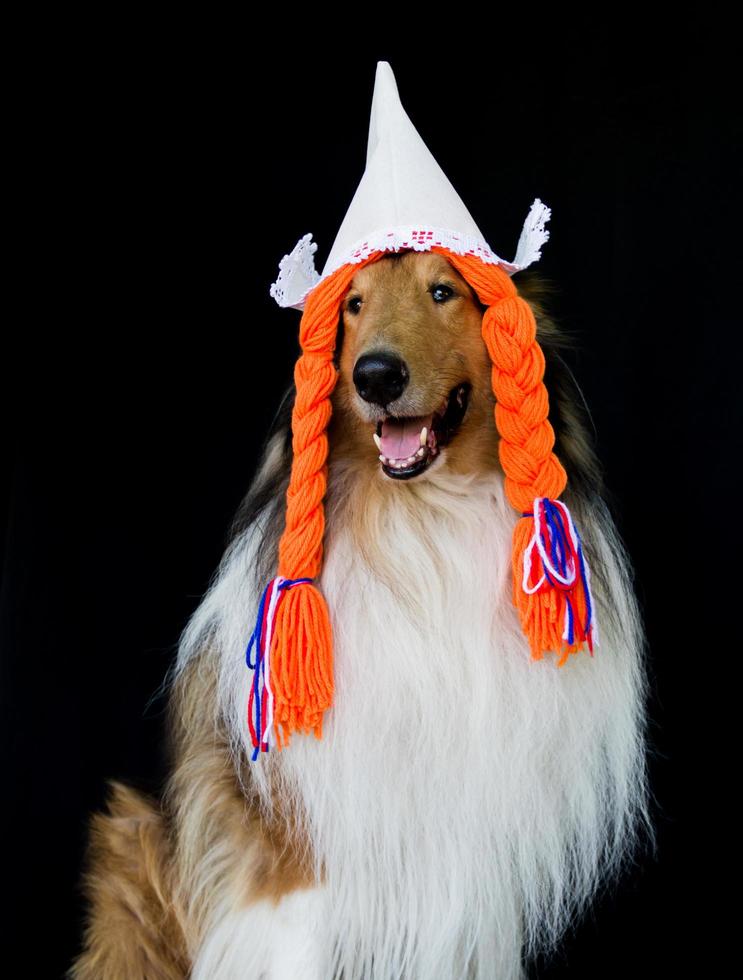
[245,575,313,761]
[521,497,598,652]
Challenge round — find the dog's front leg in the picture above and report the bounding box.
[261,883,331,979]
[191,882,331,980]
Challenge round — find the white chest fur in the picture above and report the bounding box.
[187,469,652,980]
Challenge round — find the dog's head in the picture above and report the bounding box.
[232,246,599,565]
[330,249,498,481]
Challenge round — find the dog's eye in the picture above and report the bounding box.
[430,284,454,303]
[347,297,362,314]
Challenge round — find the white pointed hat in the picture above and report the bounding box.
[269,60,551,311]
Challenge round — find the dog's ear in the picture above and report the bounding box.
[515,270,607,505]
[227,382,295,549]
[227,307,342,575]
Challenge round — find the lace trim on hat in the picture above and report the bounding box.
[269,228,513,310]
[268,232,321,309]
[338,200,551,275]
[511,198,551,270]
[268,200,551,310]
[339,225,506,267]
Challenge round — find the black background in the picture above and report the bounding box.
[4,21,738,979]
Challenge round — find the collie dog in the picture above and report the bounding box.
[70,249,656,979]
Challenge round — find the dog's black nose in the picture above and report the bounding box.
[353,351,409,406]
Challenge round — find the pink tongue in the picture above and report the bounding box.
[380,414,433,459]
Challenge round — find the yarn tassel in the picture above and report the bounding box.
[513,496,599,667]
[245,575,333,759]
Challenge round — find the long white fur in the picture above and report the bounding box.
[190,885,331,980]
[173,449,656,979]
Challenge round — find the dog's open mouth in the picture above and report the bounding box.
[373,382,471,480]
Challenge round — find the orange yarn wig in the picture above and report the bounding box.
[245,247,597,757]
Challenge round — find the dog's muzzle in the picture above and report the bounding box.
[373,382,471,480]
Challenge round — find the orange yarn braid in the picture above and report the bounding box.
[268,253,381,749]
[433,247,594,666]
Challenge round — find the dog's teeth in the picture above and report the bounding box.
[420,426,427,447]
[379,454,388,463]
[406,455,415,464]
[373,433,382,451]
[416,446,426,458]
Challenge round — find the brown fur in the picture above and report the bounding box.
[69,648,317,978]
[69,779,189,979]
[332,250,499,480]
[332,250,600,493]
[69,252,598,976]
